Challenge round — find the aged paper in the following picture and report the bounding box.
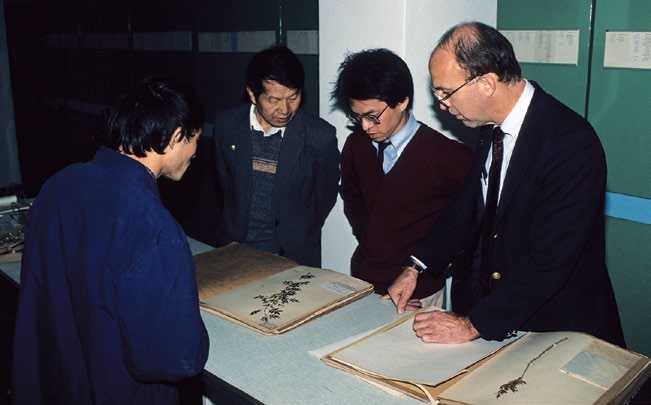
[194,243,296,300]
[501,30,580,65]
[195,244,373,334]
[604,31,651,69]
[437,331,650,405]
[328,309,520,386]
[203,266,372,332]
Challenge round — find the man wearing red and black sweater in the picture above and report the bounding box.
[332,49,473,307]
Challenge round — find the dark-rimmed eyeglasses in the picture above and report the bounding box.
[346,104,389,125]
[431,76,478,106]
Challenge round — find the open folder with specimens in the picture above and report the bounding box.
[194,243,373,335]
[321,309,650,404]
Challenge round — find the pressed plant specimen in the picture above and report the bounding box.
[496,337,568,399]
[250,272,315,323]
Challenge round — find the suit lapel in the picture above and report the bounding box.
[495,89,541,224]
[272,111,305,208]
[231,106,253,198]
[473,125,493,218]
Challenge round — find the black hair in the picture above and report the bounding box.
[245,45,305,98]
[107,77,204,157]
[331,48,413,115]
[437,21,521,84]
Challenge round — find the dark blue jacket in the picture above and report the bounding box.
[12,147,209,404]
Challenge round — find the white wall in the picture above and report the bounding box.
[319,0,497,273]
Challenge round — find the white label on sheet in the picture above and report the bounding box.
[501,30,580,65]
[321,280,357,295]
[604,31,651,69]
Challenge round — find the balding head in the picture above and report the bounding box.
[434,22,521,84]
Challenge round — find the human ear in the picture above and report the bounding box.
[246,87,257,105]
[480,73,498,97]
[398,97,410,113]
[168,127,183,149]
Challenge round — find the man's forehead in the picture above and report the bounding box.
[429,48,464,86]
[349,98,384,114]
[261,79,299,94]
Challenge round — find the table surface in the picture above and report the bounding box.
[1,238,422,405]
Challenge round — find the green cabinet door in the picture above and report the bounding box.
[498,0,651,356]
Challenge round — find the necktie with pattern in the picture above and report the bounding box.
[479,126,505,290]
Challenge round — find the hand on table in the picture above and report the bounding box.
[413,310,480,344]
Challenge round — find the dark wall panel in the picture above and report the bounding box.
[195,52,251,116]
[195,1,280,32]
[130,0,193,31]
[65,49,131,105]
[283,0,318,30]
[131,51,195,89]
[5,0,320,246]
[79,0,130,32]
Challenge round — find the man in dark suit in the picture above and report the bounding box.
[213,45,339,267]
[385,22,625,346]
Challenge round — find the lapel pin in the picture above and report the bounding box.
[231,144,236,151]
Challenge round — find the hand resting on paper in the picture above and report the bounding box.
[413,310,480,344]
[381,266,480,344]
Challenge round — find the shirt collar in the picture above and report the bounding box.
[375,110,420,155]
[500,79,534,139]
[249,104,285,137]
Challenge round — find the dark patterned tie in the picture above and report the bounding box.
[479,126,505,290]
[377,141,391,172]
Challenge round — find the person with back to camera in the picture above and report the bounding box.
[12,77,210,404]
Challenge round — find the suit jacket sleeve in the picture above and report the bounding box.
[213,108,246,245]
[213,115,229,203]
[340,135,366,242]
[314,123,340,229]
[411,130,488,274]
[411,193,459,272]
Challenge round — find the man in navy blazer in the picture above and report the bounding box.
[213,46,339,267]
[385,22,625,347]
